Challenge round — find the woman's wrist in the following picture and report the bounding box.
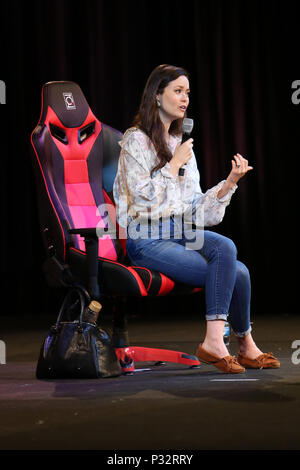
[224,177,238,190]
[226,174,239,187]
[169,158,182,177]
[217,179,237,199]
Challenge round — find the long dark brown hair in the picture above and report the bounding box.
[133,64,189,175]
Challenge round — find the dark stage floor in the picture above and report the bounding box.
[0,311,300,453]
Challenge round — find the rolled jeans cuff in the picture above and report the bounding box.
[233,325,252,338]
[206,313,228,321]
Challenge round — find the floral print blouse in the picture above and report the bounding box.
[113,127,237,230]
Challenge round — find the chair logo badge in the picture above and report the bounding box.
[63,92,76,110]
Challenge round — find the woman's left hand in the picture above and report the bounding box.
[226,153,253,186]
[217,154,253,199]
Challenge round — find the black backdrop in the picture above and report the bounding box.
[1,0,299,316]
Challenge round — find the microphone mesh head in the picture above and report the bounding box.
[182,118,194,134]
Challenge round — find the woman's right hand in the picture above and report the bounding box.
[169,138,194,176]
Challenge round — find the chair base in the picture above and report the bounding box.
[115,346,201,374]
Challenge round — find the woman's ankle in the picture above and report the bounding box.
[202,319,230,357]
[201,338,229,358]
[237,334,263,358]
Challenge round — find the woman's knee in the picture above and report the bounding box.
[204,232,237,260]
[236,261,251,285]
[223,237,237,258]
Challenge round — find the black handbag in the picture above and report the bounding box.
[36,289,121,379]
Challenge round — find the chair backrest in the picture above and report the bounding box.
[31,81,123,263]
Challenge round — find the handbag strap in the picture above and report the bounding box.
[55,288,86,328]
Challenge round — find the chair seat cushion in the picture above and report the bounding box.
[68,248,202,297]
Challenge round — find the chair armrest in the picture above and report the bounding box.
[69,227,114,238]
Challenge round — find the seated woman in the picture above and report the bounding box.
[113,64,280,374]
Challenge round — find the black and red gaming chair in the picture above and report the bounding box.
[31,81,202,374]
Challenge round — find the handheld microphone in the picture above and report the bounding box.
[179,118,194,176]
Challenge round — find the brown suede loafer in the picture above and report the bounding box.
[237,352,280,369]
[197,344,245,374]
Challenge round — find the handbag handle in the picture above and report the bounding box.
[55,288,86,329]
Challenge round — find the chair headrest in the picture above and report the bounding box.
[41,81,90,128]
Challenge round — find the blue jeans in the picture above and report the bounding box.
[126,222,252,337]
